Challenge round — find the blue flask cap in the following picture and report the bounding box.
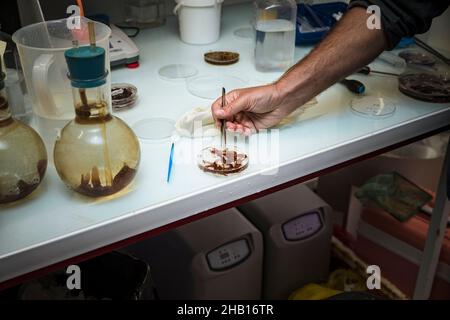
[65,46,107,88]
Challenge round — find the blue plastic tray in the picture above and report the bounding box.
[295,2,348,46]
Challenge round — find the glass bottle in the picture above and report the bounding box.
[54,45,140,197]
[0,58,47,204]
[254,0,297,72]
[124,0,166,28]
[1,30,29,121]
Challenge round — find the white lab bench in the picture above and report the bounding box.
[1,4,449,297]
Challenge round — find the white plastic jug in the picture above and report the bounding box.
[173,0,224,45]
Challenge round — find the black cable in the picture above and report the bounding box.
[115,25,140,38]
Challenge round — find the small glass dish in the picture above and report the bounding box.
[158,64,198,81]
[111,83,138,111]
[197,147,249,176]
[187,74,248,100]
[233,26,254,39]
[398,50,436,66]
[133,117,175,142]
[350,96,396,118]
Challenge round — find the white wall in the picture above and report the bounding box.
[24,0,449,53]
[416,6,450,53]
[33,0,253,25]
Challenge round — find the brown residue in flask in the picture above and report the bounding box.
[0,159,48,204]
[75,164,136,197]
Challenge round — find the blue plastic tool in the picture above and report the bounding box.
[167,142,175,183]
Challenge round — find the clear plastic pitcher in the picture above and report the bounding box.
[12,17,111,120]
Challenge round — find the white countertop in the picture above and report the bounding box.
[1,4,449,283]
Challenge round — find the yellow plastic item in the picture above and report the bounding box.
[326,269,367,292]
[289,269,368,300]
[289,284,341,300]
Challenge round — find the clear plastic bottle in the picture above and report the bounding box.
[254,0,297,72]
[54,46,140,197]
[124,0,166,28]
[0,58,47,204]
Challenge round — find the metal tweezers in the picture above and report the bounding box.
[221,87,227,150]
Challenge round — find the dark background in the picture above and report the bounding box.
[0,0,21,35]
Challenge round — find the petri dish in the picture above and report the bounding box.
[197,147,249,176]
[398,73,450,103]
[111,83,138,111]
[158,64,198,81]
[133,117,175,142]
[204,51,240,65]
[187,74,248,100]
[350,96,396,118]
[233,26,254,39]
[398,50,436,66]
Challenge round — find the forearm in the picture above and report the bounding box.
[274,6,388,112]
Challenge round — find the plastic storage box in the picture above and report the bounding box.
[238,184,332,299]
[122,208,264,299]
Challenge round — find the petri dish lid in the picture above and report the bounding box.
[233,26,254,39]
[350,96,396,118]
[133,117,175,142]
[187,74,248,100]
[398,50,436,66]
[158,64,198,80]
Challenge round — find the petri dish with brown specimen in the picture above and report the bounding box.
[197,147,249,176]
[398,73,450,103]
[111,83,138,111]
[204,51,240,66]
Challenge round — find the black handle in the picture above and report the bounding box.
[340,79,366,94]
[357,66,371,75]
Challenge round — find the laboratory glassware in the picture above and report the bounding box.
[53,43,140,197]
[0,58,47,204]
[254,0,297,71]
[12,17,111,120]
[124,0,166,28]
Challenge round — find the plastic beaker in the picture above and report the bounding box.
[13,17,111,121]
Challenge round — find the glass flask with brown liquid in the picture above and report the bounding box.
[0,58,47,204]
[53,45,140,197]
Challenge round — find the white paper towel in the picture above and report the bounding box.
[175,98,322,138]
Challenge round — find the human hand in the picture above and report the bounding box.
[211,84,292,135]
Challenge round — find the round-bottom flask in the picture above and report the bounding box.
[0,70,47,204]
[54,46,140,197]
[54,108,140,197]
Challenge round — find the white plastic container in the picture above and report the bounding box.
[173,0,224,45]
[122,208,263,299]
[238,184,332,299]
